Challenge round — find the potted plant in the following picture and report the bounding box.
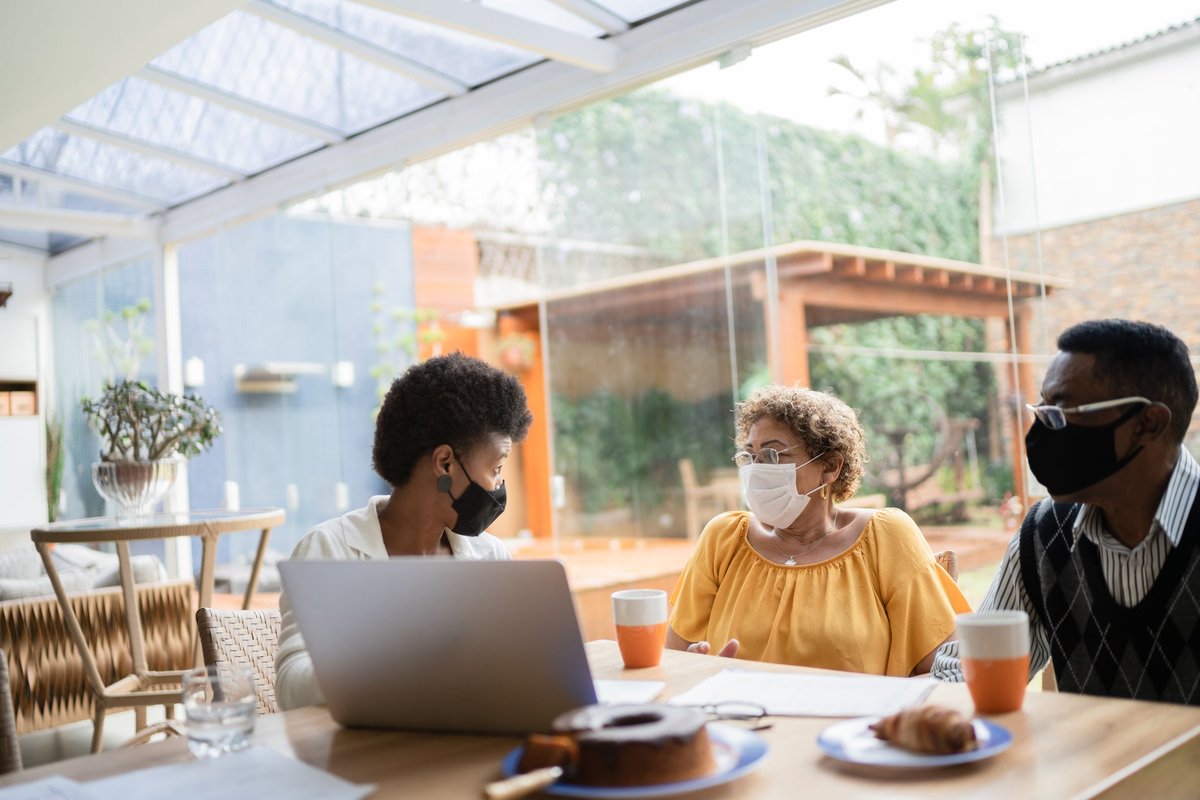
[80,379,223,521]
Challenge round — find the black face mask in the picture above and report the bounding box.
[447,455,506,537]
[1025,404,1145,496]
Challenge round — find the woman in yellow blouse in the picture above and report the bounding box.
[667,385,970,676]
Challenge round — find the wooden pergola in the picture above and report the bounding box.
[493,240,1067,535]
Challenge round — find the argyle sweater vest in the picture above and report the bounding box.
[1018,497,1200,705]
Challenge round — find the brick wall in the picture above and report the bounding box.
[985,196,1200,445]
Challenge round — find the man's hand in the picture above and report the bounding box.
[686,639,740,658]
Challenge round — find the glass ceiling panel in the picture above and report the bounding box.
[152,8,442,135]
[66,76,321,175]
[47,232,89,254]
[597,0,688,23]
[273,0,541,87]
[0,176,141,215]
[3,128,225,204]
[0,228,53,252]
[482,0,604,37]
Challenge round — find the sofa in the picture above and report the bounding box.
[0,544,194,734]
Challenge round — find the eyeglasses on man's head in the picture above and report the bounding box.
[1025,396,1151,430]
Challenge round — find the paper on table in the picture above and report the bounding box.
[594,679,665,705]
[83,747,373,800]
[0,776,99,800]
[667,669,938,717]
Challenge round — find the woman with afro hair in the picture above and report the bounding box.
[276,352,533,709]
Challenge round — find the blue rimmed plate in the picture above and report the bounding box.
[817,716,1012,768]
[500,723,768,799]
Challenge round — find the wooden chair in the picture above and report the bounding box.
[195,608,282,715]
[0,647,20,774]
[678,459,742,541]
[934,550,959,582]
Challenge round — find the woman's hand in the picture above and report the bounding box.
[687,639,740,658]
[666,627,739,658]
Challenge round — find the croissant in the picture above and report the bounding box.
[869,706,978,755]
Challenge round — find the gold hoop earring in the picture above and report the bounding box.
[820,486,828,500]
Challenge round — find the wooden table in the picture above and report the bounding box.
[3,641,1198,798]
[30,507,285,753]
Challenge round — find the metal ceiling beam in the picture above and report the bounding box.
[0,202,157,239]
[0,239,48,262]
[244,0,468,97]
[48,0,889,285]
[137,65,344,145]
[0,160,166,212]
[54,119,245,182]
[353,0,620,72]
[544,0,629,36]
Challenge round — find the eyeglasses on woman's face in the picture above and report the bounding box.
[1025,396,1151,430]
[732,446,798,468]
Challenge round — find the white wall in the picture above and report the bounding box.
[994,34,1200,235]
[0,255,50,529]
[0,255,52,408]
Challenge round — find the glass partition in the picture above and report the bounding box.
[176,214,414,565]
[51,255,158,521]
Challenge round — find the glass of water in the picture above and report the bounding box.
[182,665,256,758]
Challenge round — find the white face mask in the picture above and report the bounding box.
[739,453,829,529]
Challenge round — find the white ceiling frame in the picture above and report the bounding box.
[48,0,889,285]
[353,0,619,72]
[0,160,166,212]
[0,239,48,263]
[244,0,468,97]
[55,119,245,182]
[137,65,344,145]
[0,203,157,240]
[545,0,630,35]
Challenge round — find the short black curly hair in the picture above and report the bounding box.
[1058,319,1197,442]
[372,352,533,487]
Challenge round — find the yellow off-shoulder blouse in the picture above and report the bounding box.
[669,508,971,676]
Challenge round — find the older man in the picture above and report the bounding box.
[933,319,1200,704]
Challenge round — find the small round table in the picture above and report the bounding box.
[31,507,285,752]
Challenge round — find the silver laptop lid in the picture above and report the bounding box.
[278,558,597,734]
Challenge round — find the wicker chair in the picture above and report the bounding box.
[1,646,20,774]
[195,608,282,715]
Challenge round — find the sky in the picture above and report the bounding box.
[660,0,1200,141]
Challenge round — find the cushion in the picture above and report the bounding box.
[92,555,168,588]
[53,544,168,587]
[0,569,95,601]
[0,546,44,580]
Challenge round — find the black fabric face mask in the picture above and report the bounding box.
[1025,405,1145,496]
[448,455,506,537]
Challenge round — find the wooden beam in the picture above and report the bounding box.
[776,285,810,388]
[865,259,894,281]
[949,272,974,291]
[833,255,865,277]
[776,250,833,278]
[925,269,950,288]
[791,278,1012,319]
[895,264,923,284]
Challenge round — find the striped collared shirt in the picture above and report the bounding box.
[932,448,1200,682]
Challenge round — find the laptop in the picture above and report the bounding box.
[278,558,598,734]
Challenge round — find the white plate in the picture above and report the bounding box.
[817,716,1013,768]
[500,723,768,799]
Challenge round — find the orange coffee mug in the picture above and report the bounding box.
[612,589,668,669]
[956,611,1030,714]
